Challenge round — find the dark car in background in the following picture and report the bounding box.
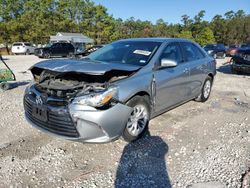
[231,44,250,74]
[226,44,239,57]
[204,44,226,59]
[34,42,75,58]
[74,45,105,58]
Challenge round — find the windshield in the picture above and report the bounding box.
[88,41,162,66]
[13,43,23,46]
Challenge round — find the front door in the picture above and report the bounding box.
[153,43,191,113]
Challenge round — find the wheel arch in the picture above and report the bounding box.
[208,73,214,82]
[125,91,151,104]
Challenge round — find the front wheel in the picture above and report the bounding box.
[43,52,51,59]
[122,96,150,142]
[195,76,213,102]
[25,50,30,55]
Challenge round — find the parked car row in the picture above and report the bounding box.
[10,41,104,58]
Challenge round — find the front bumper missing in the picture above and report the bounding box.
[24,86,133,143]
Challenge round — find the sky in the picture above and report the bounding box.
[92,0,250,24]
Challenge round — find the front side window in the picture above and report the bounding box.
[182,42,205,61]
[160,43,182,63]
[88,41,162,66]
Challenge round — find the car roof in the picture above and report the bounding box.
[118,37,194,43]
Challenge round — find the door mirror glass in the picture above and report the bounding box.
[160,59,177,68]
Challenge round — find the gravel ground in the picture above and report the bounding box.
[0,55,249,188]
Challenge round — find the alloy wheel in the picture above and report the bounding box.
[126,104,148,136]
[203,80,211,99]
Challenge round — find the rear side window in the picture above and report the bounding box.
[160,43,182,63]
[217,44,225,50]
[66,43,74,49]
[182,42,205,61]
[53,43,62,48]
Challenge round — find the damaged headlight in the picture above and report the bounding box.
[72,86,119,107]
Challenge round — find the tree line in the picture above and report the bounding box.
[1,0,250,48]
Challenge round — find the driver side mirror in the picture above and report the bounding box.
[160,59,177,68]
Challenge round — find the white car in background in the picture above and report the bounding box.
[11,42,35,55]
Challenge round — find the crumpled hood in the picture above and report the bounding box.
[31,59,141,75]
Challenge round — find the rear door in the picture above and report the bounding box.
[153,42,191,112]
[50,43,60,56]
[180,42,207,98]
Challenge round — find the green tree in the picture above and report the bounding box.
[177,30,194,40]
[195,27,215,46]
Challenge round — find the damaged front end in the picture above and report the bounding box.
[24,60,137,142]
[232,50,250,74]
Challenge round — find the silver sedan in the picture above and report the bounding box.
[24,38,216,143]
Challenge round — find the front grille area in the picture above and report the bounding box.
[24,96,79,138]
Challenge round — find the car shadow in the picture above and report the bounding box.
[217,63,232,74]
[114,132,172,188]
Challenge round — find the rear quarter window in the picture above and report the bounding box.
[67,44,74,49]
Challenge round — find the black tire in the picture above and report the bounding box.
[0,82,10,91]
[44,52,51,59]
[122,95,151,142]
[195,76,213,102]
[25,50,30,55]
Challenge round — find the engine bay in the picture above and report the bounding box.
[30,67,134,99]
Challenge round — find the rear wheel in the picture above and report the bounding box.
[122,95,150,142]
[195,76,213,102]
[25,49,30,55]
[0,82,10,91]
